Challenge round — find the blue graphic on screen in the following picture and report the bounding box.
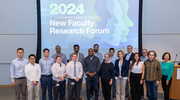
[40,0,139,57]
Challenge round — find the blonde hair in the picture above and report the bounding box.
[117,50,125,58]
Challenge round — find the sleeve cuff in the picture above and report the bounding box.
[86,71,89,75]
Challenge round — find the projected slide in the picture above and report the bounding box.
[40,0,140,57]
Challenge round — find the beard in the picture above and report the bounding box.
[94,49,98,53]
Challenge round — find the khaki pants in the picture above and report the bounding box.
[116,78,127,100]
[14,78,27,100]
[27,83,40,100]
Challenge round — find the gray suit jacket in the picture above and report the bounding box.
[69,52,84,65]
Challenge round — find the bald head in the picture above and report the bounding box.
[55,45,61,53]
[88,48,94,57]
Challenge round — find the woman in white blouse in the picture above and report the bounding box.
[51,56,66,100]
[128,53,145,100]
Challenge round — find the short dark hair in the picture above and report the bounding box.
[143,49,147,52]
[93,44,99,47]
[147,50,157,58]
[56,56,61,59]
[29,54,36,59]
[74,44,79,48]
[43,48,49,52]
[17,48,24,52]
[55,45,60,48]
[127,45,133,48]
[109,48,115,52]
[162,52,171,60]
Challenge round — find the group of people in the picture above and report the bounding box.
[10,44,174,100]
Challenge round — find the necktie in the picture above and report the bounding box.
[74,62,76,77]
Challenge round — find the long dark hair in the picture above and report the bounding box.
[129,53,141,70]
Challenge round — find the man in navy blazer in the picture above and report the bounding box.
[124,45,135,99]
[124,45,135,64]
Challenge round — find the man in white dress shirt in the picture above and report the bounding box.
[25,54,41,100]
[51,56,66,100]
[69,44,84,100]
[66,53,83,100]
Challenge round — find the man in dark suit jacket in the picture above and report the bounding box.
[69,44,84,100]
[124,45,134,64]
[124,45,135,99]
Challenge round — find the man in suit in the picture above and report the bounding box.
[124,45,134,100]
[69,44,84,64]
[69,44,84,100]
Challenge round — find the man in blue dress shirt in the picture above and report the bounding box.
[109,48,117,98]
[10,48,29,100]
[39,48,54,100]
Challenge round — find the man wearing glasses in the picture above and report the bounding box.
[10,48,29,100]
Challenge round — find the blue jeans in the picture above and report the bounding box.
[40,76,52,100]
[146,81,158,100]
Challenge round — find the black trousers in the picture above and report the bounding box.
[101,79,111,100]
[52,80,65,100]
[161,75,172,100]
[141,83,144,96]
[86,75,99,100]
[68,78,81,100]
[130,72,142,100]
[112,79,116,97]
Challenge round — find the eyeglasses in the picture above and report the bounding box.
[29,58,35,60]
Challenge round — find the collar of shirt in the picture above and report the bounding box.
[142,56,146,58]
[127,52,132,56]
[29,63,36,67]
[89,55,94,60]
[75,53,79,60]
[17,58,24,61]
[70,60,77,64]
[43,57,51,60]
[147,59,155,62]
[94,52,100,56]
[126,52,132,60]
[110,56,116,60]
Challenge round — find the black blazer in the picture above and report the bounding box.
[125,52,134,64]
[114,59,129,77]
